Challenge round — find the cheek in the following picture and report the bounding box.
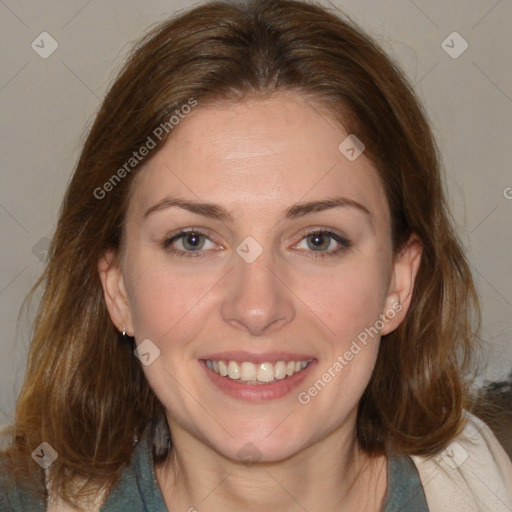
[124,258,217,412]
[295,264,387,423]
[297,258,389,343]
[125,256,217,342]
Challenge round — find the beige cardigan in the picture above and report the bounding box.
[48,412,512,511]
[412,412,512,511]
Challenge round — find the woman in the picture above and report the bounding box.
[1,0,511,510]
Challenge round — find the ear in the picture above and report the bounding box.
[380,234,422,336]
[98,249,135,336]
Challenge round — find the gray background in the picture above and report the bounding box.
[1,0,511,427]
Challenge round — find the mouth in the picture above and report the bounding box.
[204,358,313,384]
[199,356,317,401]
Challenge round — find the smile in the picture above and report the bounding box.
[200,357,317,401]
[205,359,313,385]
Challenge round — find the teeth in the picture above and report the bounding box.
[240,362,257,381]
[274,361,287,380]
[257,362,274,383]
[228,361,240,379]
[205,359,312,384]
[218,360,228,376]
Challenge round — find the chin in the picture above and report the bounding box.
[206,421,311,464]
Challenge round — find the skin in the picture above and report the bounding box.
[99,92,422,512]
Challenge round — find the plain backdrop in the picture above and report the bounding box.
[1,0,511,426]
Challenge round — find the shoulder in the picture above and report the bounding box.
[0,452,46,511]
[47,423,156,512]
[411,411,512,512]
[1,421,161,512]
[0,450,104,512]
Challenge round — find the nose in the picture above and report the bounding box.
[220,242,295,336]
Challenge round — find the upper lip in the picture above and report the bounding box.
[200,351,316,364]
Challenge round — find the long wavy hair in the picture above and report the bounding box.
[2,0,481,507]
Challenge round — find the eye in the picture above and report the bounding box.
[294,229,351,259]
[161,229,218,258]
[161,228,350,260]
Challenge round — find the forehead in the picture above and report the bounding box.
[128,93,390,226]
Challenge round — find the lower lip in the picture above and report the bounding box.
[200,360,317,401]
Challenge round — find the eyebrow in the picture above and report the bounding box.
[143,196,371,222]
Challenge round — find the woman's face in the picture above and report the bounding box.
[100,93,420,462]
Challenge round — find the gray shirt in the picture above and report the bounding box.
[1,427,429,511]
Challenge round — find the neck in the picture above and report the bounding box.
[154,417,388,512]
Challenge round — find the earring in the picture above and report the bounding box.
[122,324,126,337]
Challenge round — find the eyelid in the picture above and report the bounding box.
[293,225,348,240]
[161,226,351,259]
[164,227,219,244]
[291,227,351,255]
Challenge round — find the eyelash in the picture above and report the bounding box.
[161,228,351,260]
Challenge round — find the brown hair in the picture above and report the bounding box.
[3,0,481,507]
[471,372,512,458]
